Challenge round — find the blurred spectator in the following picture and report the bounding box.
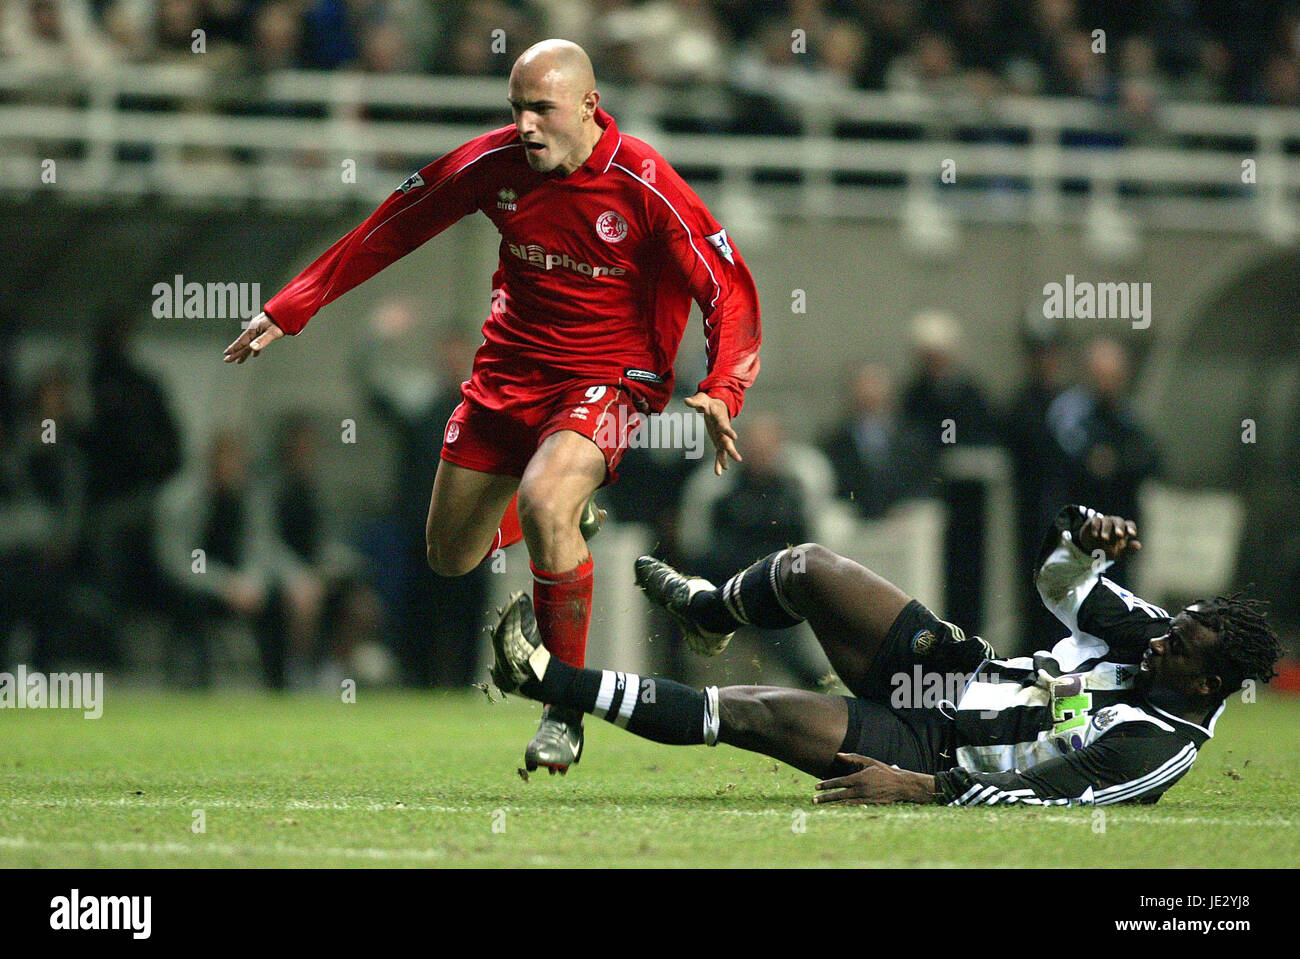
[1046,337,1162,584]
[270,412,388,687]
[0,0,1286,115]
[817,17,870,87]
[900,310,996,634]
[153,0,204,62]
[155,429,314,688]
[85,311,184,618]
[886,31,963,99]
[730,16,867,133]
[361,17,415,73]
[301,0,373,70]
[202,0,256,47]
[599,403,694,551]
[593,0,727,86]
[0,365,119,671]
[944,0,1013,82]
[900,310,997,446]
[247,1,302,73]
[0,417,62,672]
[819,360,932,520]
[699,411,811,581]
[1001,318,1072,646]
[99,0,153,61]
[1116,34,1166,130]
[682,410,831,685]
[1263,51,1300,107]
[2,0,112,74]
[711,0,799,45]
[853,0,919,90]
[435,0,543,77]
[1049,29,1113,100]
[354,302,490,688]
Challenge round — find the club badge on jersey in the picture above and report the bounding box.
[596,211,628,243]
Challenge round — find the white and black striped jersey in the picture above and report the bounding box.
[933,505,1221,807]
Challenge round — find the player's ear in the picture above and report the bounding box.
[1198,673,1222,699]
[583,89,600,117]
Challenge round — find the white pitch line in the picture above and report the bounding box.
[0,796,1294,828]
[0,836,970,868]
[0,835,451,861]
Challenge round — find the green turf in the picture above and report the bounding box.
[1,688,1297,867]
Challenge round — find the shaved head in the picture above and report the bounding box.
[509,39,602,175]
[512,39,596,95]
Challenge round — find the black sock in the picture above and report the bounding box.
[527,658,717,746]
[689,549,806,633]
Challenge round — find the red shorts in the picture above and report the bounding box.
[440,380,643,484]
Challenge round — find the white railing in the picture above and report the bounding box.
[2,63,1298,234]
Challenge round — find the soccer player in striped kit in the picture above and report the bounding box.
[224,39,762,772]
[490,507,1281,805]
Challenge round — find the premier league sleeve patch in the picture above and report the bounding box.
[705,228,734,264]
[398,172,426,194]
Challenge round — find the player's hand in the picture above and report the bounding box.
[1077,512,1141,561]
[684,391,741,476]
[813,753,930,805]
[223,311,284,364]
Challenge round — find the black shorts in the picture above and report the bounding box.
[837,599,965,775]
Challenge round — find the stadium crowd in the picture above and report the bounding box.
[0,301,1174,691]
[3,0,1300,110]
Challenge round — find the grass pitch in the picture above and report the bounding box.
[2,689,1297,868]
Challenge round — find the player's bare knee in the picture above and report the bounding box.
[515,482,576,543]
[426,540,475,577]
[782,543,832,608]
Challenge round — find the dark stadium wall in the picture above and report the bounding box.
[4,199,1281,520]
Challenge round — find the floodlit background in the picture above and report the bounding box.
[3,0,1299,695]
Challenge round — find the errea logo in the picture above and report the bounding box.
[497,187,518,211]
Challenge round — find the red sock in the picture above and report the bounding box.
[483,494,523,562]
[531,555,594,668]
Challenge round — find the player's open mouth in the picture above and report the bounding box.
[525,142,545,152]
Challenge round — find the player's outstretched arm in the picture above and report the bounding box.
[223,311,284,364]
[813,754,938,805]
[684,391,741,476]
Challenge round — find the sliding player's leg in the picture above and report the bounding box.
[490,592,854,777]
[780,546,994,697]
[635,544,906,695]
[637,545,990,700]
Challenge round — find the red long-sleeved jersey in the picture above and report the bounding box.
[263,109,761,418]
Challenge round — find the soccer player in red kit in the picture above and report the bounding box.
[224,39,761,772]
